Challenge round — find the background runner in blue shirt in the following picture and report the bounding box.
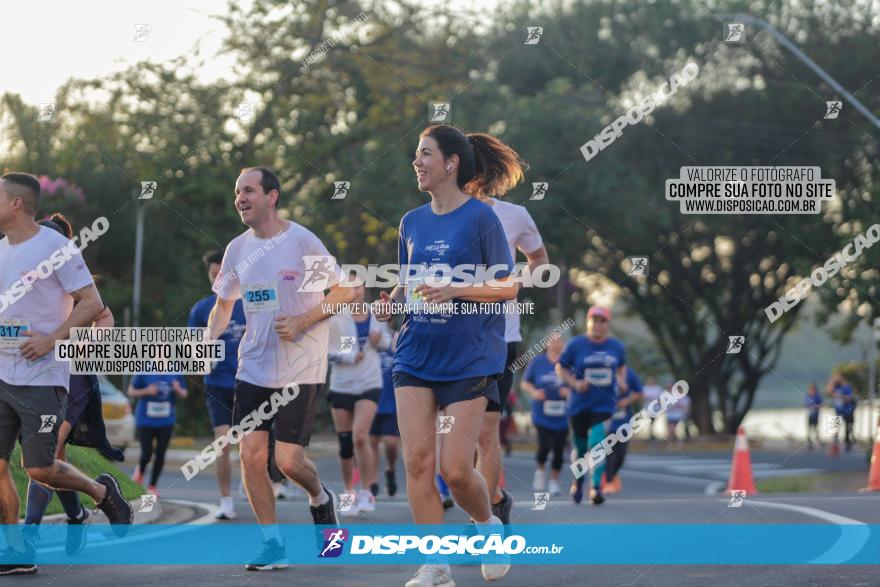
[129,373,187,494]
[188,249,246,520]
[374,124,522,585]
[805,382,823,450]
[603,368,644,493]
[826,373,857,451]
[556,305,627,505]
[370,328,401,497]
[522,336,569,496]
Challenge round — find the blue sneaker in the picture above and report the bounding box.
[436,474,454,510]
[571,477,585,504]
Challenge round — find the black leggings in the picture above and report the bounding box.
[535,425,568,471]
[137,425,173,486]
[605,438,628,481]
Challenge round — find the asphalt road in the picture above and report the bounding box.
[20,447,880,586]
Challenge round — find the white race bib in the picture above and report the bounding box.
[242,282,279,312]
[146,401,171,418]
[585,368,613,386]
[543,400,566,417]
[0,319,30,348]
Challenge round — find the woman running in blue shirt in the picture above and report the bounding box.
[556,306,627,506]
[376,124,522,587]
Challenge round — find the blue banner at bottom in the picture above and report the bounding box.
[1,524,877,565]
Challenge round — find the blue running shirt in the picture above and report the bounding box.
[393,198,513,381]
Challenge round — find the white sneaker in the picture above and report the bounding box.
[548,478,561,497]
[214,496,236,520]
[339,492,360,517]
[405,564,456,587]
[273,481,290,500]
[532,468,545,491]
[357,488,376,513]
[478,515,511,581]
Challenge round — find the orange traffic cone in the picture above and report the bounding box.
[860,419,880,492]
[727,427,757,495]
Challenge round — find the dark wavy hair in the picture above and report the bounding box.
[419,125,526,198]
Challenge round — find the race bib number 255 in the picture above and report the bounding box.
[243,283,279,312]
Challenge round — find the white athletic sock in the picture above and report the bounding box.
[260,524,282,543]
[475,514,500,526]
[309,487,329,507]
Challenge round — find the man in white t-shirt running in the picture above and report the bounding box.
[0,173,133,576]
[208,167,355,571]
[476,195,549,525]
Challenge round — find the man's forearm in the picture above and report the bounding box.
[207,303,231,340]
[49,297,103,341]
[301,286,355,330]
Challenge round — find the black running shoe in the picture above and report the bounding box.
[385,469,397,497]
[369,482,380,497]
[309,483,338,526]
[66,507,89,555]
[245,538,289,571]
[491,489,513,525]
[0,548,37,576]
[95,473,133,536]
[592,489,606,505]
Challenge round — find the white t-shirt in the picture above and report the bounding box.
[0,226,94,390]
[213,221,340,388]
[488,198,543,343]
[643,384,663,403]
[327,311,390,394]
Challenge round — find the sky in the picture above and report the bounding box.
[2,0,503,105]
[2,0,233,104]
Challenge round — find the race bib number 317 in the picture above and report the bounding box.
[0,319,30,348]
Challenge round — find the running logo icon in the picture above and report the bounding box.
[298,255,338,292]
[530,182,548,200]
[823,415,842,435]
[38,415,57,433]
[627,256,648,276]
[139,181,157,200]
[339,336,356,354]
[824,101,842,119]
[727,336,745,354]
[437,416,455,434]
[332,181,350,200]
[138,494,157,513]
[524,27,543,45]
[725,23,744,42]
[319,528,349,558]
[728,489,746,508]
[531,492,549,511]
[36,103,56,122]
[337,494,356,513]
[430,102,451,123]
[133,24,152,42]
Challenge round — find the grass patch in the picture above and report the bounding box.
[9,445,143,519]
[755,474,821,493]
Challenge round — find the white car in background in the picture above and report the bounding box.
[97,376,136,449]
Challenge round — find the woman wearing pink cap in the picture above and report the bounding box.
[556,305,627,505]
